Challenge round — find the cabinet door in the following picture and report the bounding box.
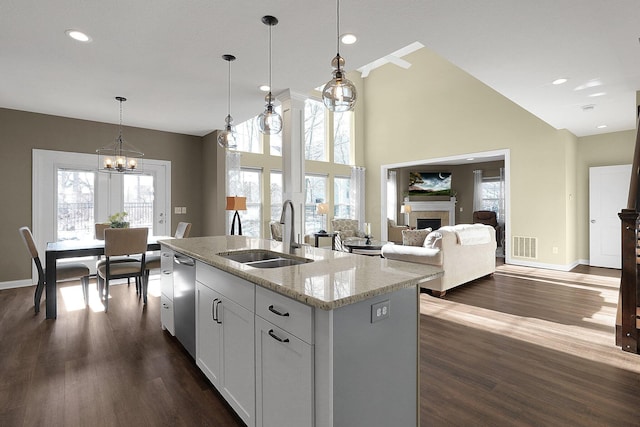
[160,248,173,298]
[219,296,255,427]
[196,282,222,386]
[255,316,313,427]
[160,294,174,335]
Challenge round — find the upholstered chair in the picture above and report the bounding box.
[387,219,409,244]
[144,222,192,274]
[472,210,503,247]
[270,222,283,241]
[331,218,365,251]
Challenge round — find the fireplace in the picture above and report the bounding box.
[417,218,441,230]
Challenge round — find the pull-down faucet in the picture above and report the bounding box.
[280,200,300,252]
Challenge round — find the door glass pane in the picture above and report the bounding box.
[124,174,155,230]
[57,169,95,241]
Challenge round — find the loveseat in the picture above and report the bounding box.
[381,224,496,296]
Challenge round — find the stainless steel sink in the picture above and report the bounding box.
[217,249,313,268]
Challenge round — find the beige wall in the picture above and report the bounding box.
[1,108,204,282]
[363,48,581,267]
[576,130,636,261]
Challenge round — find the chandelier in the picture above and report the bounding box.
[96,96,143,173]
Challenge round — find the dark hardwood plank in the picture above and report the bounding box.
[1,263,638,426]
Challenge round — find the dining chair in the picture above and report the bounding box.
[144,222,191,274]
[94,223,110,240]
[96,227,149,312]
[19,226,90,314]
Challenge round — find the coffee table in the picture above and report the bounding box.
[343,239,387,256]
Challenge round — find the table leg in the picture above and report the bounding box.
[331,235,336,251]
[45,250,57,319]
[314,235,320,248]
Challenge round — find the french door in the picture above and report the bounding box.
[32,149,171,272]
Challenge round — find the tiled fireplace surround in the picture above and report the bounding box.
[406,198,456,228]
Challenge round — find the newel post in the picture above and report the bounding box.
[619,209,639,353]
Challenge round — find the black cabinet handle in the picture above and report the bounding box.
[212,298,218,321]
[268,305,290,317]
[215,300,222,324]
[268,329,290,343]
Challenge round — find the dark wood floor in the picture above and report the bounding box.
[1,264,639,426]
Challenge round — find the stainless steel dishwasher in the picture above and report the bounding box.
[173,253,196,358]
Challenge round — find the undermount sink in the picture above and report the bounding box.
[217,249,313,269]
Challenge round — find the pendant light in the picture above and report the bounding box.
[257,15,283,135]
[217,54,238,149]
[97,96,144,173]
[322,0,357,112]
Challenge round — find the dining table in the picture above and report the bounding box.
[44,236,169,319]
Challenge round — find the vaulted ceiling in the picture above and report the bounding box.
[2,0,639,137]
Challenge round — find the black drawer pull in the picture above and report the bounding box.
[268,329,290,343]
[268,305,290,317]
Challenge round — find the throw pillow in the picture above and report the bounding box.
[424,231,443,248]
[402,228,431,246]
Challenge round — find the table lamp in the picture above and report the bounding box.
[226,196,247,235]
[316,202,329,233]
[401,204,412,227]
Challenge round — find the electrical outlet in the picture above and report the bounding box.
[552,246,559,254]
[181,207,187,214]
[174,207,181,214]
[371,300,390,323]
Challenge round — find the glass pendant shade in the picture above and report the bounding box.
[322,0,357,112]
[97,97,143,173]
[257,93,282,134]
[218,54,237,149]
[217,114,237,149]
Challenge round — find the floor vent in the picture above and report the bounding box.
[512,236,538,259]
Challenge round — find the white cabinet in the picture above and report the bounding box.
[160,247,174,335]
[196,263,255,427]
[255,286,313,427]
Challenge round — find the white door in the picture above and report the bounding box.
[589,164,632,268]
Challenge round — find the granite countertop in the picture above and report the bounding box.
[160,236,443,310]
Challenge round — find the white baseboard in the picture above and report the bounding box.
[505,258,581,272]
[0,279,33,290]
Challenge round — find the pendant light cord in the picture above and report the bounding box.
[268,23,273,92]
[336,0,340,55]
[227,59,231,117]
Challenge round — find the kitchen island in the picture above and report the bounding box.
[159,236,443,427]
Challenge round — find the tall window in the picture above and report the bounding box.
[334,176,351,219]
[481,176,502,220]
[235,116,262,154]
[228,168,262,237]
[270,171,283,221]
[57,169,95,241]
[304,99,326,161]
[124,174,154,229]
[333,111,351,165]
[305,174,327,233]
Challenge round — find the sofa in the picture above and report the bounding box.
[381,224,496,296]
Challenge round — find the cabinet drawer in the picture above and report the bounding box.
[256,286,312,344]
[160,294,175,336]
[160,248,174,298]
[196,261,254,311]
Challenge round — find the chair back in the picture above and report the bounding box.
[104,228,149,257]
[175,222,192,238]
[270,222,283,241]
[473,210,498,227]
[95,223,110,240]
[18,226,39,259]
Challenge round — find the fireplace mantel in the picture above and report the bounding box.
[406,197,456,226]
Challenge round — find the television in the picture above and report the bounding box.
[408,172,452,196]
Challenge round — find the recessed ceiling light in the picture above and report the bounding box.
[65,29,92,42]
[259,85,270,92]
[588,92,606,97]
[341,33,357,45]
[596,124,608,129]
[552,78,568,85]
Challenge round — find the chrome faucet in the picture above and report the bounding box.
[280,200,300,252]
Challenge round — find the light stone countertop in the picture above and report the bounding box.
[160,236,443,310]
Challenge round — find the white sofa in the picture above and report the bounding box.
[381,224,496,296]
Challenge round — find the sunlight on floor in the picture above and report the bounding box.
[60,276,161,313]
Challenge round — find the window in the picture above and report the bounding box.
[270,171,283,221]
[334,176,351,219]
[123,174,155,229]
[481,176,501,218]
[227,168,262,237]
[305,174,327,233]
[57,169,95,241]
[235,116,262,154]
[304,99,326,161]
[333,111,352,165]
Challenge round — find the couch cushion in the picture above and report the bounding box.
[402,228,431,246]
[424,231,443,248]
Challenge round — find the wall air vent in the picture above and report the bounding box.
[512,236,538,259]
